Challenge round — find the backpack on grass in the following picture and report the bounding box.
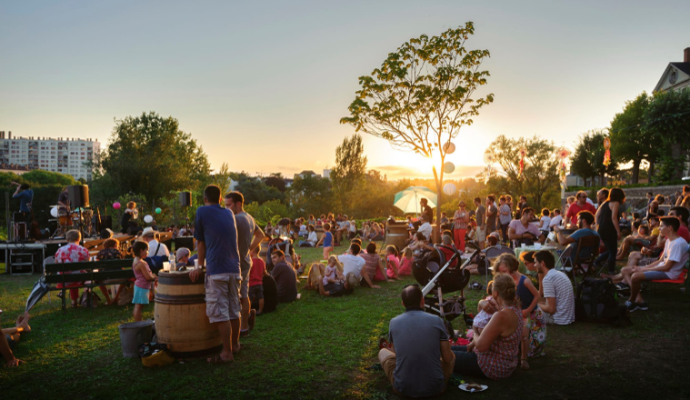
[575,277,630,325]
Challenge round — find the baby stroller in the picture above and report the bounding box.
[413,245,477,339]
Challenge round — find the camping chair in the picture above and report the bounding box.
[482,245,514,284]
[571,235,600,280]
[557,245,575,280]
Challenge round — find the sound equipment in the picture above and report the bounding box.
[102,215,113,230]
[179,192,192,207]
[100,228,114,239]
[67,185,90,208]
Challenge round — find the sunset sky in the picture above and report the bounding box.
[1,1,688,180]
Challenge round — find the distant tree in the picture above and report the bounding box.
[100,112,210,205]
[208,163,233,193]
[570,130,618,187]
[235,178,285,204]
[480,135,559,210]
[330,134,367,210]
[288,174,335,217]
[340,22,493,235]
[264,173,287,192]
[643,88,690,181]
[609,92,654,183]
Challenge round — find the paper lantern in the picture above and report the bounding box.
[443,183,457,196]
[50,206,58,218]
[144,215,153,224]
[443,162,455,174]
[482,153,494,165]
[155,207,162,214]
[443,142,456,155]
[113,202,121,210]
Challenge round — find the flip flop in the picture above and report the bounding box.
[207,354,233,364]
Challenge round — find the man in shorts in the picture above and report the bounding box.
[224,191,265,336]
[473,197,486,249]
[190,185,241,363]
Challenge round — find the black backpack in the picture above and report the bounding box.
[576,277,630,325]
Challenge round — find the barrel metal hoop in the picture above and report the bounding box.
[154,293,206,305]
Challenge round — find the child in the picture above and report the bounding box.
[385,245,399,280]
[470,281,495,339]
[316,223,334,259]
[398,247,413,276]
[249,245,267,315]
[132,241,156,322]
[409,232,430,257]
[322,256,344,286]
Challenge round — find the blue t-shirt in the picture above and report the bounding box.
[323,231,333,248]
[568,228,600,259]
[194,204,240,275]
[13,190,33,213]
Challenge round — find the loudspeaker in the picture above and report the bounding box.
[67,185,90,208]
[179,191,192,207]
[102,216,113,230]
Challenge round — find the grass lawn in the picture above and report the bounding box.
[1,244,690,399]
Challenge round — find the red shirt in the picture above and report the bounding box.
[565,202,597,226]
[678,225,690,243]
[249,257,266,287]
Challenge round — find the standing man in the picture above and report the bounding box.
[485,195,498,240]
[498,196,511,246]
[473,197,486,249]
[11,182,33,215]
[189,185,241,363]
[224,191,265,336]
[57,187,70,215]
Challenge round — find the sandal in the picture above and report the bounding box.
[207,354,233,364]
[520,359,530,370]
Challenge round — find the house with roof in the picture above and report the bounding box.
[654,47,690,93]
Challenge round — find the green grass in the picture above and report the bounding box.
[1,247,690,399]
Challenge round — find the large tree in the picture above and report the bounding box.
[481,135,559,210]
[330,134,367,211]
[100,112,210,205]
[288,174,335,217]
[643,88,690,181]
[570,130,618,187]
[341,22,493,236]
[610,92,654,184]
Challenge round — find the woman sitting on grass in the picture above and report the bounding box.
[360,242,387,285]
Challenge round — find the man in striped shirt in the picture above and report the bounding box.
[535,250,575,325]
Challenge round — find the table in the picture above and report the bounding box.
[514,244,564,275]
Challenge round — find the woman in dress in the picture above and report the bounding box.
[453,202,470,251]
[595,188,625,275]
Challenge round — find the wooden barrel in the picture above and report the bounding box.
[385,221,408,251]
[315,225,324,241]
[259,236,271,260]
[154,271,222,358]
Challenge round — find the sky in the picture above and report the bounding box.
[1,0,689,180]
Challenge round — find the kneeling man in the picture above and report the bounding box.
[378,285,455,397]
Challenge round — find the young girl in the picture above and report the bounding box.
[322,256,344,286]
[470,281,495,339]
[398,247,413,276]
[385,245,400,281]
[316,223,334,259]
[132,241,157,322]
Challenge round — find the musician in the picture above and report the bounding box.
[11,182,33,215]
[120,201,139,234]
[57,188,70,215]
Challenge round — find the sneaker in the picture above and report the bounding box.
[615,283,630,291]
[636,302,649,311]
[625,300,639,312]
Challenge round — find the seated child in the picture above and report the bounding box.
[470,281,495,339]
[322,256,344,285]
[385,245,399,280]
[398,247,413,276]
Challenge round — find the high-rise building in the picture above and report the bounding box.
[0,131,100,181]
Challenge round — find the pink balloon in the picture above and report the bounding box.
[113,202,121,209]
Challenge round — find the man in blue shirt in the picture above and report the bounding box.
[556,210,600,261]
[378,285,455,397]
[11,182,33,214]
[189,185,241,363]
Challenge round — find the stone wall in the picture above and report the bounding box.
[562,184,686,212]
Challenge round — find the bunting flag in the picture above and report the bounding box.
[556,147,570,191]
[518,148,527,179]
[603,137,611,167]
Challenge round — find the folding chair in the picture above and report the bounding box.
[557,244,575,281]
[571,235,600,280]
[483,245,514,284]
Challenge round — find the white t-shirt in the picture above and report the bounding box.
[542,269,575,325]
[350,221,357,233]
[540,216,551,231]
[147,239,170,258]
[418,222,432,240]
[338,254,365,279]
[549,215,563,228]
[659,237,690,280]
[307,231,318,246]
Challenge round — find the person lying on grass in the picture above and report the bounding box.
[1,312,30,368]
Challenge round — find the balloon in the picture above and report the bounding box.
[443,142,456,155]
[443,162,455,174]
[113,202,121,210]
[50,206,58,218]
[144,215,153,224]
[155,207,162,214]
[443,183,457,196]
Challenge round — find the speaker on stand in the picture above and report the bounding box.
[67,185,89,243]
[179,191,192,232]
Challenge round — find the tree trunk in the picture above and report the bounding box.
[649,162,655,181]
[672,142,684,181]
[432,165,442,245]
[632,159,640,184]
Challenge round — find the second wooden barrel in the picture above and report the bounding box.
[154,271,222,358]
[315,225,324,241]
[385,221,408,251]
